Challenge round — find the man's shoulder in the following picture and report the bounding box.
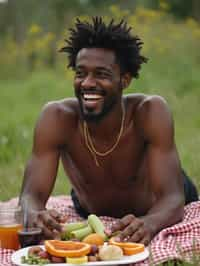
[36,98,79,136]
[125,93,169,115]
[137,94,170,118]
[38,98,80,126]
[42,98,79,116]
[33,98,80,145]
[125,94,172,137]
[125,93,167,107]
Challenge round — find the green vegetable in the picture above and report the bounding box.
[61,215,107,241]
[61,221,87,240]
[69,224,93,240]
[62,221,87,233]
[88,214,106,240]
[20,254,50,265]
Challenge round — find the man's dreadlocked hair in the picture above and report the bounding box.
[60,17,148,78]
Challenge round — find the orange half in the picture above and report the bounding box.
[45,240,91,258]
[109,238,145,255]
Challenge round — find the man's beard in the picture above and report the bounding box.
[79,95,118,123]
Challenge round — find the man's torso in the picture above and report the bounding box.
[48,94,156,217]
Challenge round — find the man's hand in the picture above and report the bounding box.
[33,209,63,239]
[110,214,151,246]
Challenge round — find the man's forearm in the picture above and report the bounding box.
[19,193,46,211]
[141,195,184,238]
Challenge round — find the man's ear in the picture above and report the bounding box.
[121,73,132,89]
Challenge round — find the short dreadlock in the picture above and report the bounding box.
[60,17,148,78]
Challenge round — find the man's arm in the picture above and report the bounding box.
[140,96,184,235]
[111,96,185,244]
[19,103,66,237]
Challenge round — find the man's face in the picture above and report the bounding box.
[74,48,123,122]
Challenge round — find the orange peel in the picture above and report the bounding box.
[44,240,91,258]
[109,238,145,255]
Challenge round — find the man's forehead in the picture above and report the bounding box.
[76,48,117,68]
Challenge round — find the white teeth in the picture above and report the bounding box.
[83,94,102,100]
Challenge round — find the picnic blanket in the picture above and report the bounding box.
[0,196,200,266]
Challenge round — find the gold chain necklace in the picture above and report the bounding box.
[83,104,125,166]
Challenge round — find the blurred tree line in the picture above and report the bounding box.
[0,0,199,42]
[0,0,199,73]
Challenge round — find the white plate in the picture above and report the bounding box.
[11,245,149,266]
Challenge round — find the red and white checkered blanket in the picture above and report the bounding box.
[1,196,200,266]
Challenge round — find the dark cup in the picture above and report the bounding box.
[18,227,43,248]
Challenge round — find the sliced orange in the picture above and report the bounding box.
[109,238,145,255]
[45,240,91,258]
[122,244,145,255]
[82,233,104,246]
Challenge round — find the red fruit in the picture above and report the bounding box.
[38,250,50,259]
[89,245,99,255]
[50,256,65,263]
[28,246,43,256]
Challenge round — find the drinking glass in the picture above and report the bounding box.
[0,206,22,250]
[18,209,43,248]
[18,227,43,248]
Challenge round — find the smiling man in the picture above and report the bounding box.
[20,17,198,244]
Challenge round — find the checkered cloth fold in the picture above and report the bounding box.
[0,196,200,266]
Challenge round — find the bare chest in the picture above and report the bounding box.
[62,120,146,185]
[60,122,152,216]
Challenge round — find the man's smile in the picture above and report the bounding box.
[82,93,104,109]
[79,89,105,110]
[83,93,103,100]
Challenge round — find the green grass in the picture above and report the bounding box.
[0,69,73,200]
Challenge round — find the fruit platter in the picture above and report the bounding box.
[12,214,149,265]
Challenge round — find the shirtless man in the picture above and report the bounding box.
[19,17,198,245]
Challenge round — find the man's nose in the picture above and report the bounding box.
[81,74,96,89]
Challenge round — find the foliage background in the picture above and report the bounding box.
[0,0,200,201]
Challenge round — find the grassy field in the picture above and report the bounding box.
[0,70,72,200]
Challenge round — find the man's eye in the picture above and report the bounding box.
[95,71,110,78]
[75,71,85,78]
